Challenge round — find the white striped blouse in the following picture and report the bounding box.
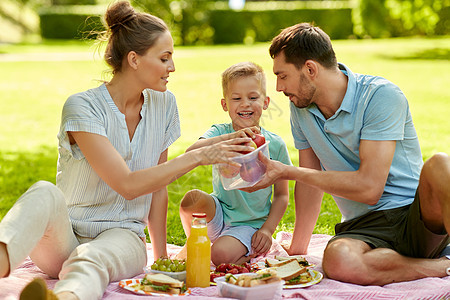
[56,83,180,239]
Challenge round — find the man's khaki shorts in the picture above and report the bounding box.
[329,192,449,258]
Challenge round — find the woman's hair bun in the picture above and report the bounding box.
[101,0,169,74]
[105,1,136,32]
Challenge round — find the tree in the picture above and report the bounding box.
[132,0,213,45]
[356,0,446,37]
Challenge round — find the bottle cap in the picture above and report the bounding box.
[192,212,207,218]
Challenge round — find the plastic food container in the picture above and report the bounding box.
[143,266,187,282]
[215,141,270,190]
[214,273,284,300]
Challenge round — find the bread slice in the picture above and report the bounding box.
[143,285,181,295]
[275,255,309,265]
[265,257,297,267]
[274,260,307,281]
[144,273,184,288]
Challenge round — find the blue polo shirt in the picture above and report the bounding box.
[290,63,423,222]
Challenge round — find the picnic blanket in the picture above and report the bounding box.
[1,232,449,299]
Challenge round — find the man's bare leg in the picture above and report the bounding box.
[323,238,450,285]
[418,152,450,234]
[323,153,450,285]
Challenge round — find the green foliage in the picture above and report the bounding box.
[38,5,105,39]
[132,0,214,45]
[0,0,40,42]
[210,7,353,44]
[132,0,353,45]
[52,0,97,4]
[33,1,450,43]
[436,5,450,35]
[356,0,449,37]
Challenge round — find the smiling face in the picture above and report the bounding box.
[273,51,316,108]
[136,31,175,92]
[221,76,269,131]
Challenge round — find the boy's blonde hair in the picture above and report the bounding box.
[221,62,267,98]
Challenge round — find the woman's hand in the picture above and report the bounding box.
[193,137,254,165]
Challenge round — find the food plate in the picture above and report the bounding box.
[118,278,190,296]
[283,270,323,289]
[255,260,315,269]
[143,266,187,282]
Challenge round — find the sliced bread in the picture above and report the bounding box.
[275,255,309,265]
[274,260,307,281]
[145,273,184,288]
[265,257,297,267]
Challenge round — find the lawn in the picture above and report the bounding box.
[0,37,449,245]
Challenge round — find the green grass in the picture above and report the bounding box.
[0,37,449,245]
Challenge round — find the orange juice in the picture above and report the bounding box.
[186,213,211,288]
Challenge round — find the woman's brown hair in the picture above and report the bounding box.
[102,1,168,74]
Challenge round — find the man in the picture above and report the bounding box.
[245,23,450,285]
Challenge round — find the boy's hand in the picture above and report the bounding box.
[251,228,272,256]
[233,126,260,140]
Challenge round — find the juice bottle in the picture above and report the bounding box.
[186,213,211,288]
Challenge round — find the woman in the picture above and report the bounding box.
[0,1,253,299]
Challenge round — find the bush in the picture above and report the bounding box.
[133,0,353,45]
[52,0,96,4]
[210,7,353,44]
[434,4,450,35]
[39,5,105,39]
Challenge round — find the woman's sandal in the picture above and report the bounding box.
[19,277,57,300]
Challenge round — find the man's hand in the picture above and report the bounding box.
[241,152,287,193]
[251,228,272,256]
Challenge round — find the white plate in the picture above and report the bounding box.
[118,278,190,296]
[283,269,323,289]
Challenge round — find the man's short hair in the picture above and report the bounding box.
[269,23,337,69]
[222,61,266,98]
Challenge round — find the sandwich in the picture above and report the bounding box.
[265,257,297,268]
[226,268,281,287]
[273,259,312,285]
[275,255,310,267]
[141,273,186,295]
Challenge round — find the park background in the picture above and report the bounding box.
[0,0,449,245]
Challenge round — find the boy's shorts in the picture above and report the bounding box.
[329,191,449,258]
[207,195,258,256]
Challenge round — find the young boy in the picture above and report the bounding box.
[178,62,292,266]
